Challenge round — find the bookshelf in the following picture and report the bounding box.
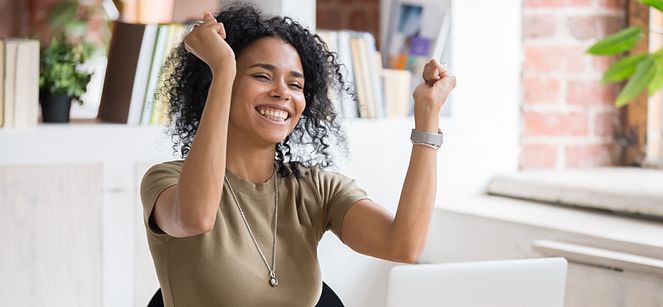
[0,0,524,307]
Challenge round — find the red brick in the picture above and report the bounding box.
[523,111,589,136]
[592,55,619,71]
[523,44,587,74]
[567,79,618,106]
[523,14,557,39]
[567,15,625,41]
[524,0,592,8]
[523,76,561,104]
[565,143,614,167]
[594,111,617,137]
[520,143,558,169]
[598,0,627,9]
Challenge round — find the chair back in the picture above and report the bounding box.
[147,281,344,307]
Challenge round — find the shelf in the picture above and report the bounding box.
[0,117,417,166]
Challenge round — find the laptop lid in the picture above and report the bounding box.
[387,257,568,307]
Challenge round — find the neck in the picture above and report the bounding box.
[226,130,277,184]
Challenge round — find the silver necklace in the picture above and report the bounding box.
[224,170,279,287]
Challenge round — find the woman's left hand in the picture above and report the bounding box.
[412,59,456,132]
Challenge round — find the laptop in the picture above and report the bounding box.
[386,257,567,307]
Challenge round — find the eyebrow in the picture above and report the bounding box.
[248,63,304,79]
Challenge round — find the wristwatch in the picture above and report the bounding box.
[410,129,444,150]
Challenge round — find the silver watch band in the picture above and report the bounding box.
[410,129,443,149]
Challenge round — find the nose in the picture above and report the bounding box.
[269,80,291,101]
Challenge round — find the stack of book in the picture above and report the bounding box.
[98,21,186,125]
[317,30,411,119]
[0,39,40,129]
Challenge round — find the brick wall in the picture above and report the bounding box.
[316,0,381,48]
[521,0,627,169]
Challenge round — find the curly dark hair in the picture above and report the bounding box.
[158,3,355,178]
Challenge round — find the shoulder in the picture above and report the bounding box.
[144,160,185,176]
[141,160,185,187]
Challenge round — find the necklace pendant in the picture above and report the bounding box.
[269,271,278,287]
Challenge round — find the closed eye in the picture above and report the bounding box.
[253,74,271,81]
[289,83,303,89]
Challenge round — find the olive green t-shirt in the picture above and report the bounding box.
[140,160,369,307]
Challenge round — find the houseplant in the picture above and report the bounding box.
[39,36,93,122]
[587,0,663,107]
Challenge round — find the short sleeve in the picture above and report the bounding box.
[314,168,369,241]
[139,161,183,238]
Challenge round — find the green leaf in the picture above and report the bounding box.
[648,56,663,95]
[615,56,656,107]
[587,27,642,55]
[601,54,647,83]
[641,0,663,12]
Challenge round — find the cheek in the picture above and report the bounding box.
[293,93,306,116]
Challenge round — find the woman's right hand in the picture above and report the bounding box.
[183,12,236,75]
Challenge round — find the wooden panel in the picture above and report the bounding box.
[0,164,103,307]
[622,0,650,166]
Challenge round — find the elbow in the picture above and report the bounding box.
[389,246,422,264]
[175,207,216,236]
[189,217,216,234]
[173,191,217,236]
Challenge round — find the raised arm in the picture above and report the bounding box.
[341,59,456,262]
[152,13,236,238]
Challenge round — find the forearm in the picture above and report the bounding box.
[390,117,439,260]
[176,71,234,230]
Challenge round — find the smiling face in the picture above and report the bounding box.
[228,36,306,147]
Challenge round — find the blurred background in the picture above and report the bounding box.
[0,0,662,306]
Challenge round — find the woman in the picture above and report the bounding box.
[140,4,455,306]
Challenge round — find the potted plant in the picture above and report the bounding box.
[39,36,93,122]
[587,0,663,107]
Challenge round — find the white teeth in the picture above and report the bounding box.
[257,107,288,121]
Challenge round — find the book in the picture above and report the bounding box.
[349,36,369,118]
[362,32,385,118]
[141,24,169,124]
[382,68,412,118]
[316,30,343,117]
[98,22,147,123]
[319,30,386,119]
[127,23,157,124]
[336,31,358,119]
[12,40,40,128]
[0,40,4,127]
[3,40,18,128]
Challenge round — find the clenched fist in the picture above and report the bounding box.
[183,12,236,76]
[412,59,456,132]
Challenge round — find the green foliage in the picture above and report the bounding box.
[39,36,94,104]
[641,0,663,11]
[587,27,641,55]
[615,56,656,107]
[48,0,112,53]
[601,54,647,83]
[588,0,663,107]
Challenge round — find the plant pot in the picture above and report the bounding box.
[40,92,72,123]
